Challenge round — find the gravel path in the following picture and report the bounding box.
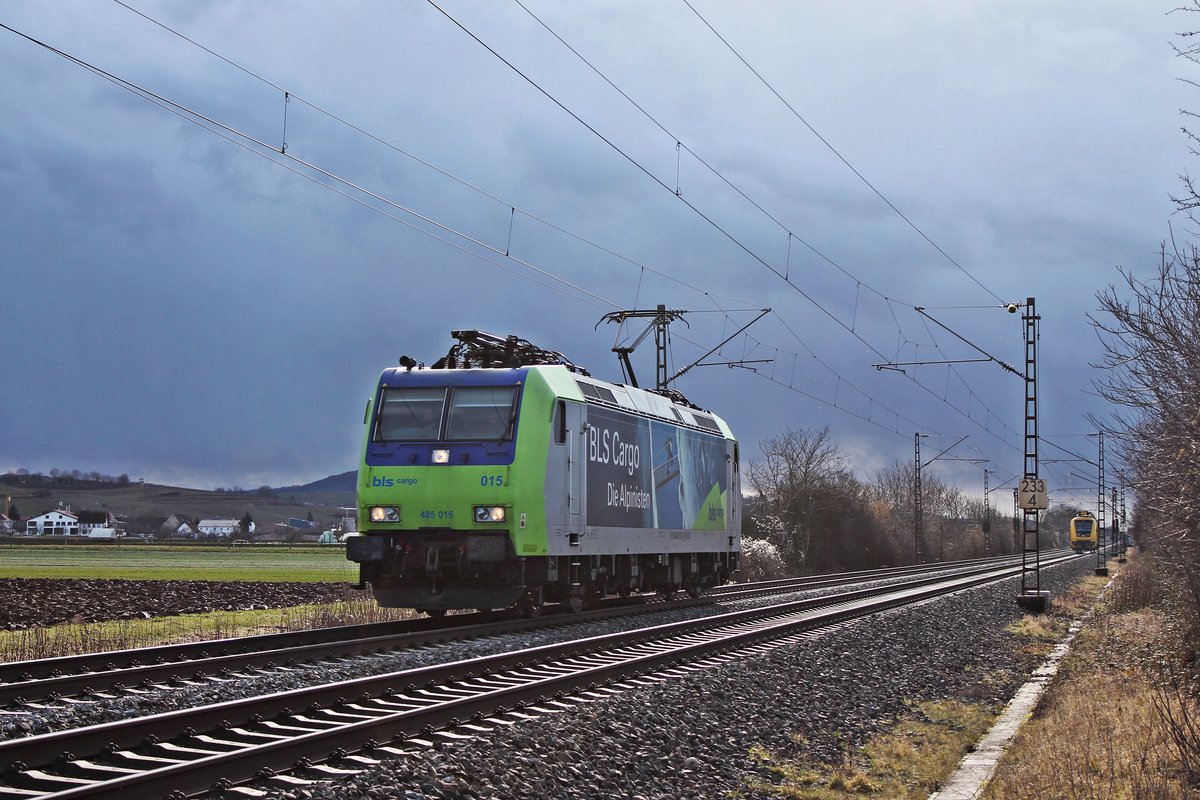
[0,558,1095,798]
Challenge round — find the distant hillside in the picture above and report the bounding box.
[0,471,356,534]
[275,470,356,494]
[272,470,357,509]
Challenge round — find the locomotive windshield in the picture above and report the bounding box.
[1074,520,1094,533]
[377,387,446,441]
[447,385,519,441]
[375,384,519,442]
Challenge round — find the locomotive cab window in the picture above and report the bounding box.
[447,386,519,441]
[554,400,567,444]
[1074,520,1094,533]
[376,387,447,441]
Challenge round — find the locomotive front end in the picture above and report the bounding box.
[346,365,548,612]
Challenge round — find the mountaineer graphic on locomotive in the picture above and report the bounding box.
[345,328,741,616]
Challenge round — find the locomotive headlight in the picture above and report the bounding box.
[473,505,506,524]
[431,449,450,464]
[369,506,402,523]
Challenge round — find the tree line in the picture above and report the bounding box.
[737,426,1084,580]
[3,469,132,488]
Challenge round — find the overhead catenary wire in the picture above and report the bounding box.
[119,0,1022,455]
[6,9,1029,477]
[118,0,1020,456]
[509,0,895,304]
[109,0,759,312]
[0,20,617,312]
[2,16,961,461]
[757,314,1021,453]
[682,0,1005,305]
[424,0,1023,459]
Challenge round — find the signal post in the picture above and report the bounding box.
[1016,297,1050,613]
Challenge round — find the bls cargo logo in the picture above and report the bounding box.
[370,477,418,487]
[587,425,641,476]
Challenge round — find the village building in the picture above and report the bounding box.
[196,519,239,538]
[26,509,80,536]
[160,514,186,536]
[77,509,120,538]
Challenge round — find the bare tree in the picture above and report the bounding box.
[869,461,916,557]
[746,427,850,572]
[745,427,900,572]
[1092,245,1200,539]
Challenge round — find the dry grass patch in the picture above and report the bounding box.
[983,609,1193,799]
[0,599,417,662]
[744,700,995,799]
[1005,573,1112,657]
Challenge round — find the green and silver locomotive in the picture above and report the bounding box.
[345,330,741,615]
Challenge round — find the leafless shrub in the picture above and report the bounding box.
[1149,660,1200,789]
[1109,552,1160,612]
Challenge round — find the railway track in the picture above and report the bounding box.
[0,553,1077,799]
[0,554,1038,708]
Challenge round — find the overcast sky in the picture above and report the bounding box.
[0,1,1189,506]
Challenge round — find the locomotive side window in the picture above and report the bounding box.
[447,386,519,441]
[377,387,447,441]
[554,400,567,444]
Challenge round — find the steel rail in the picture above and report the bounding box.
[0,553,1040,706]
[0,554,1079,799]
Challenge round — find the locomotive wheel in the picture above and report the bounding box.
[516,587,544,618]
[686,576,702,599]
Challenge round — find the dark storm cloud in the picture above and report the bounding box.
[0,0,1188,504]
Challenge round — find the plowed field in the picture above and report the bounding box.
[0,578,361,629]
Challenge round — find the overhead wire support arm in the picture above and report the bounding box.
[914,307,1023,377]
[920,434,970,469]
[693,359,773,371]
[669,308,771,383]
[872,358,991,372]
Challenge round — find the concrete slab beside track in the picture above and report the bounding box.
[928,607,1095,799]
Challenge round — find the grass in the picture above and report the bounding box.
[983,552,1198,799]
[739,568,1120,799]
[0,543,357,582]
[0,598,419,662]
[983,609,1192,799]
[1004,572,1111,658]
[744,700,995,798]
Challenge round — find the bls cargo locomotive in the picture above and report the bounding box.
[345,330,742,615]
[1069,510,1098,552]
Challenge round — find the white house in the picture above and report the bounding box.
[26,509,80,536]
[197,519,239,538]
